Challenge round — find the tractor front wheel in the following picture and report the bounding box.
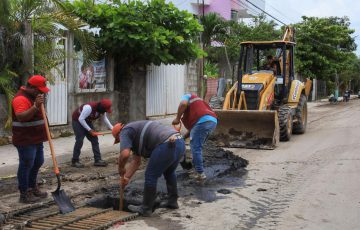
[279,105,293,141]
[293,94,308,134]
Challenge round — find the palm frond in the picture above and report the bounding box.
[0,68,18,130]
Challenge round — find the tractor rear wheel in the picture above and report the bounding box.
[293,94,307,134]
[279,105,293,141]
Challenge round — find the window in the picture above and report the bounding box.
[231,10,238,21]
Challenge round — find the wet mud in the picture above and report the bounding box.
[88,143,249,211]
[209,132,274,149]
[0,144,248,227]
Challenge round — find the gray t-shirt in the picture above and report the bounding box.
[119,120,177,158]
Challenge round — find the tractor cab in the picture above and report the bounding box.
[238,40,296,108]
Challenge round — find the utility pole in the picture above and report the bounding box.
[197,0,206,98]
[334,45,340,100]
[202,0,205,98]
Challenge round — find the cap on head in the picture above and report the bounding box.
[100,98,112,113]
[112,123,124,144]
[28,75,50,93]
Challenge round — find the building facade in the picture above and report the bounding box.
[167,0,265,20]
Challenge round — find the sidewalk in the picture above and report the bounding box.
[0,116,177,177]
[0,133,118,177]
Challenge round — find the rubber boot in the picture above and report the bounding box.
[159,183,179,209]
[71,160,84,168]
[128,186,157,217]
[19,190,40,204]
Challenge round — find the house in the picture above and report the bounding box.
[167,0,265,20]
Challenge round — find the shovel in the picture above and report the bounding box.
[119,185,124,211]
[41,104,75,214]
[173,123,193,170]
[93,130,112,136]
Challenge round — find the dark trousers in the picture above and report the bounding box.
[72,120,101,162]
[16,143,44,192]
[145,139,185,189]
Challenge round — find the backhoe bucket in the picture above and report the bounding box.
[211,110,279,149]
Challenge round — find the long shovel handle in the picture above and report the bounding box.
[119,186,124,211]
[93,131,112,136]
[40,104,60,176]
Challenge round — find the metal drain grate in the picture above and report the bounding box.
[4,207,137,230]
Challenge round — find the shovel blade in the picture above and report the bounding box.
[52,189,75,214]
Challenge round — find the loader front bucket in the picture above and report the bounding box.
[210,110,279,150]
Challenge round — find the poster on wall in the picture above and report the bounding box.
[76,52,106,92]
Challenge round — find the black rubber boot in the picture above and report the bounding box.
[71,160,84,168]
[94,160,108,167]
[159,182,179,209]
[128,186,157,217]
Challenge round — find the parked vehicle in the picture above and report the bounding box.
[329,94,339,104]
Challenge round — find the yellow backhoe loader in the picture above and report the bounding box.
[211,27,312,149]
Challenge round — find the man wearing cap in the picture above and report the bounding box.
[172,93,217,181]
[112,121,185,217]
[12,75,50,203]
[71,99,113,167]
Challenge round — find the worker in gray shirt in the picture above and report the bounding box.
[112,120,185,217]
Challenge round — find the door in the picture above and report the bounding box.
[46,38,68,126]
[146,64,185,117]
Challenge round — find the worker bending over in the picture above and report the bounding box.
[71,99,113,168]
[112,121,185,216]
[172,93,217,181]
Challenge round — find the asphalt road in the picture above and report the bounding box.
[116,99,360,230]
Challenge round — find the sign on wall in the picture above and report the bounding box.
[76,52,107,92]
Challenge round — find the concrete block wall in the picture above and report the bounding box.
[186,61,199,95]
[114,64,146,123]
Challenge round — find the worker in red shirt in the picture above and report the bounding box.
[12,75,50,203]
[71,99,113,168]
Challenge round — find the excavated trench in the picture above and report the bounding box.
[0,144,248,229]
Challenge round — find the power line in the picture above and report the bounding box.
[231,0,261,17]
[244,0,286,25]
[258,0,300,23]
[243,0,341,50]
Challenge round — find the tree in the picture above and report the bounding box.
[65,0,204,66]
[295,16,357,81]
[0,0,97,129]
[200,12,227,49]
[203,14,281,79]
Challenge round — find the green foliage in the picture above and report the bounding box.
[65,0,204,65]
[204,61,219,78]
[206,14,281,63]
[295,16,357,80]
[0,68,18,129]
[0,0,98,129]
[200,13,227,48]
[66,0,203,65]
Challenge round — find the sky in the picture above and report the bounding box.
[261,0,360,56]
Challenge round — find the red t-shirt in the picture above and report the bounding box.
[12,93,32,114]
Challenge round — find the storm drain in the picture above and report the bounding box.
[4,206,137,230]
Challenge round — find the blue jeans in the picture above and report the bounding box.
[190,121,217,173]
[145,139,185,189]
[72,120,101,162]
[16,143,45,192]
